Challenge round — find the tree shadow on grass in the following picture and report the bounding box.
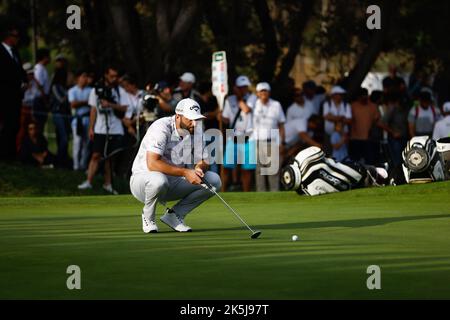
[195,214,450,233]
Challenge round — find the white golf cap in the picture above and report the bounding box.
[22,62,33,73]
[256,82,271,92]
[175,98,206,120]
[330,85,346,95]
[235,75,251,87]
[443,101,450,113]
[179,72,196,83]
[55,53,67,61]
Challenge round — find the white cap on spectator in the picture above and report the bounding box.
[330,86,346,95]
[175,98,206,120]
[180,72,196,84]
[235,75,251,87]
[55,53,66,61]
[23,62,34,74]
[256,82,271,92]
[443,101,450,113]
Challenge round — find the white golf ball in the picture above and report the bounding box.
[292,235,299,241]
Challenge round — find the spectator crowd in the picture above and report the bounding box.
[1,24,450,193]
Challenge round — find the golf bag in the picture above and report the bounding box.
[401,136,445,184]
[281,147,387,196]
[437,137,450,180]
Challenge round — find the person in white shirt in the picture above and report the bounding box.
[251,82,286,192]
[322,86,352,156]
[16,63,44,149]
[129,98,221,233]
[302,80,324,115]
[222,75,257,192]
[172,72,203,105]
[121,75,145,138]
[78,67,130,194]
[68,71,93,171]
[408,91,442,137]
[284,115,322,151]
[286,88,314,123]
[433,102,450,140]
[32,48,51,133]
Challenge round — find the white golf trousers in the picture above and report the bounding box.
[130,171,222,221]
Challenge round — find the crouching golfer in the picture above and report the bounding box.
[130,98,222,233]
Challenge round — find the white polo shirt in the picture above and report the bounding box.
[433,116,450,140]
[251,98,286,143]
[131,116,206,175]
[284,118,308,147]
[222,93,257,137]
[124,90,145,119]
[408,105,441,135]
[88,87,128,135]
[23,80,40,107]
[68,85,92,116]
[34,63,50,95]
[305,94,325,115]
[286,101,314,123]
[323,100,352,135]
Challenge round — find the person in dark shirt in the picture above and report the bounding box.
[382,65,404,95]
[19,122,55,167]
[198,82,219,131]
[50,67,71,167]
[198,82,219,174]
[0,20,27,160]
[380,93,409,167]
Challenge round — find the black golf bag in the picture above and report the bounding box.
[281,147,387,196]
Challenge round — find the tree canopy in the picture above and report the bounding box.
[1,0,449,95]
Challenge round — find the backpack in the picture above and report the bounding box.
[414,105,437,122]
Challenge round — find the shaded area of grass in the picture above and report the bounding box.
[0,162,130,196]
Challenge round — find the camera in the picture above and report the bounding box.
[140,83,164,122]
[94,81,116,112]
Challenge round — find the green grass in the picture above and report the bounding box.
[0,182,449,299]
[0,162,130,196]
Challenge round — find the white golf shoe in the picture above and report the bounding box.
[78,180,92,190]
[103,184,118,195]
[160,210,192,232]
[142,214,158,233]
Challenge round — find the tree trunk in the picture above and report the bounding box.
[155,0,199,79]
[253,0,279,82]
[203,0,243,81]
[344,0,398,98]
[109,0,145,84]
[274,0,314,85]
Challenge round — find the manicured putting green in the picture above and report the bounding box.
[0,181,449,299]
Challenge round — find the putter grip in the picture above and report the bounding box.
[201,177,213,189]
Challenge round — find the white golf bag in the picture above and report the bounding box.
[401,136,445,183]
[281,147,385,196]
[437,137,450,180]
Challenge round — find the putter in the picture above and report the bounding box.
[201,178,261,239]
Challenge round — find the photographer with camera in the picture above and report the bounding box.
[153,81,176,118]
[78,66,129,194]
[140,81,176,121]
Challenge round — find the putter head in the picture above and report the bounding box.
[251,231,262,239]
